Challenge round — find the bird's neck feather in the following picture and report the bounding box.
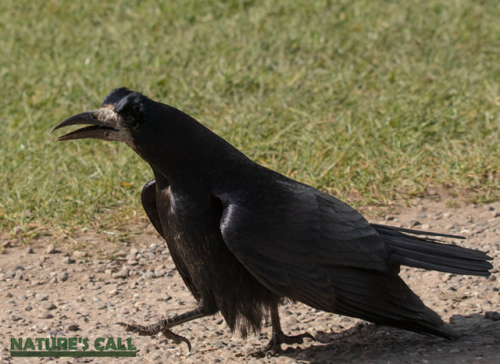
[133,104,252,192]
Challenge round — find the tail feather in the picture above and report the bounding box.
[336,295,458,339]
[326,266,459,340]
[372,224,493,276]
[373,224,465,239]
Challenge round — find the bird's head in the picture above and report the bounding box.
[52,87,248,176]
[51,87,151,147]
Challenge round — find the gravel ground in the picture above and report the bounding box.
[0,198,499,364]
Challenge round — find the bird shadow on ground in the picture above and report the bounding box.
[275,314,500,364]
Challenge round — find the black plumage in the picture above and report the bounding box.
[51,88,492,356]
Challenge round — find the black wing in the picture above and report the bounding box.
[217,174,392,311]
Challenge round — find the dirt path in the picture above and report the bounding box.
[0,198,499,364]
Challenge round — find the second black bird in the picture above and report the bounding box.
[52,88,492,357]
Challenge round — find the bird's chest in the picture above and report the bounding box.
[156,189,224,274]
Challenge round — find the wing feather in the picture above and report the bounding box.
[217,173,391,309]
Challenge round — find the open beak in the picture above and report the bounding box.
[51,110,120,141]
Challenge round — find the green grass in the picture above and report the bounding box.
[1,0,500,234]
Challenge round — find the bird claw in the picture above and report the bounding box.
[248,331,315,358]
[115,322,191,352]
[161,328,192,352]
[247,346,281,358]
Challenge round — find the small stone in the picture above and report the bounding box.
[41,302,57,310]
[112,269,129,279]
[449,349,460,354]
[408,220,420,228]
[6,270,15,278]
[5,292,13,298]
[73,251,87,258]
[2,241,11,248]
[25,247,34,254]
[10,313,23,321]
[385,215,394,221]
[38,313,54,319]
[46,244,56,254]
[13,226,22,235]
[62,257,75,264]
[36,293,49,301]
[97,303,107,310]
[443,213,451,218]
[25,305,33,311]
[484,205,494,211]
[115,250,127,257]
[157,293,172,301]
[212,340,227,349]
[67,324,79,331]
[58,272,69,282]
[421,224,430,230]
[15,270,24,280]
[154,269,166,278]
[491,211,500,218]
[460,229,471,235]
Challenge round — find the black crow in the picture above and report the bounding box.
[52,88,493,357]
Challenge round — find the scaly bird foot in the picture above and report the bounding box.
[161,328,192,351]
[249,331,315,358]
[116,322,192,351]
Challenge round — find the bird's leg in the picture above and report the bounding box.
[250,305,315,358]
[116,301,208,352]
